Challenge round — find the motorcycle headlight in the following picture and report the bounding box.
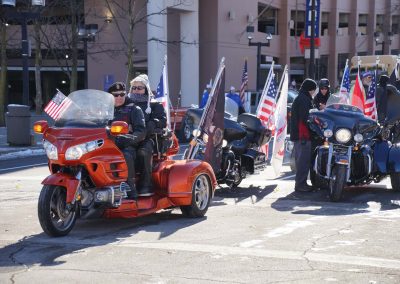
[203,133,209,143]
[335,128,352,143]
[43,140,58,160]
[354,133,363,143]
[222,139,228,148]
[323,129,333,138]
[65,140,103,160]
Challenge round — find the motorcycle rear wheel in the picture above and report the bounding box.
[181,174,212,217]
[329,164,346,202]
[38,185,78,237]
[390,172,400,191]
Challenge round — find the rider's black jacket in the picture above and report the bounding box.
[313,91,330,110]
[112,98,146,148]
[135,101,167,137]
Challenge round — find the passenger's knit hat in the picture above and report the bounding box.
[130,74,152,114]
[300,78,317,92]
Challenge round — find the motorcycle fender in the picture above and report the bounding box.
[374,141,390,173]
[41,173,80,203]
[388,144,400,173]
[166,160,217,206]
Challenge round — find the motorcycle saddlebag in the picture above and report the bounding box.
[241,149,266,174]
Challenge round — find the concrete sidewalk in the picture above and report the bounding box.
[0,112,52,161]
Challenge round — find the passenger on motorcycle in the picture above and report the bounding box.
[129,74,167,196]
[108,82,146,200]
[313,78,331,110]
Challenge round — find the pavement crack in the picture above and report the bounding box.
[9,245,29,284]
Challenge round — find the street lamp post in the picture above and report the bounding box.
[374,31,393,55]
[1,0,45,106]
[78,24,98,89]
[247,25,272,92]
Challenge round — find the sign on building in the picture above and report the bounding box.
[305,0,320,38]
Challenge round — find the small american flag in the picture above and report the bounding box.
[44,90,72,121]
[364,70,377,120]
[239,59,248,105]
[340,63,350,95]
[257,74,277,129]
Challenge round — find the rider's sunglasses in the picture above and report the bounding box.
[112,91,126,97]
[130,86,145,91]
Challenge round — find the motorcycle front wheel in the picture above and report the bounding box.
[38,185,78,237]
[329,164,347,202]
[390,172,400,191]
[225,162,243,190]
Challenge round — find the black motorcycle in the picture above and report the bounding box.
[188,98,271,189]
[308,97,400,201]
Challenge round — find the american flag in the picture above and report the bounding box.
[239,59,248,105]
[44,90,72,121]
[364,70,377,120]
[340,63,350,95]
[257,74,277,129]
[156,59,171,129]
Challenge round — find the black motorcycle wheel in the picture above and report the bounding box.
[225,162,242,190]
[181,174,212,217]
[180,117,193,143]
[38,185,78,237]
[390,172,400,191]
[329,164,346,202]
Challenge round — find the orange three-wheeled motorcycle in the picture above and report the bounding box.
[34,90,217,237]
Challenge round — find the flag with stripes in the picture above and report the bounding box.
[364,70,377,120]
[155,61,171,129]
[239,59,248,105]
[44,90,72,121]
[257,74,277,131]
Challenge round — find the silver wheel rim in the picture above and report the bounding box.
[50,187,76,232]
[194,175,210,210]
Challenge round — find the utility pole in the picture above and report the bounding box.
[309,0,316,79]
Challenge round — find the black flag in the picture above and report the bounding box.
[202,68,225,172]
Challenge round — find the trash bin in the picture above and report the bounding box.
[6,104,32,146]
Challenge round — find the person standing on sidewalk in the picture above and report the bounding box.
[290,78,317,192]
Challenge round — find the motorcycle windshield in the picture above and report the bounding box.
[325,92,363,114]
[55,89,115,128]
[225,97,239,120]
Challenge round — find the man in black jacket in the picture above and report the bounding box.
[290,78,317,192]
[108,82,146,200]
[129,74,167,196]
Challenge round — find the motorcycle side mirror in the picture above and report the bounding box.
[33,120,49,134]
[110,121,129,136]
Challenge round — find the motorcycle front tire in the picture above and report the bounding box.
[329,164,347,202]
[390,172,400,191]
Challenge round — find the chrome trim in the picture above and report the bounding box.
[367,153,372,175]
[327,143,333,178]
[346,146,352,182]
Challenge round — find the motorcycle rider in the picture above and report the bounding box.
[313,78,331,110]
[290,78,317,192]
[108,82,146,200]
[129,74,167,196]
[199,81,212,108]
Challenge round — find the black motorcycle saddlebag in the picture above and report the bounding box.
[241,149,266,174]
[237,113,271,147]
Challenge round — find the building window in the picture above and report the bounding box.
[337,53,349,81]
[376,14,384,33]
[290,10,304,36]
[321,12,329,36]
[338,13,349,36]
[392,15,400,34]
[358,14,368,35]
[258,4,279,35]
[317,55,328,79]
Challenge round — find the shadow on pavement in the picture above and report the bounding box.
[0,210,203,268]
[212,184,277,206]
[271,184,400,216]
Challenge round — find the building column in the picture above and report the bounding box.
[328,0,339,86]
[180,9,199,106]
[147,0,167,90]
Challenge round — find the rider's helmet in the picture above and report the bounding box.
[318,78,330,90]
